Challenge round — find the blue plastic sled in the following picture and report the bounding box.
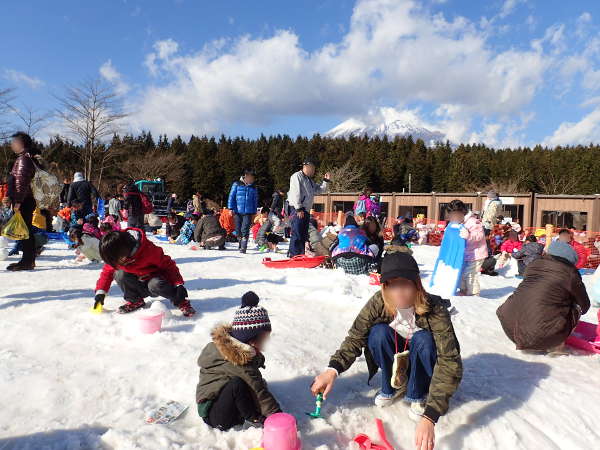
[429,222,466,298]
[45,232,67,240]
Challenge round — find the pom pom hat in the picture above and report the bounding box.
[230,291,272,344]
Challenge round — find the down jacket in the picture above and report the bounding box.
[463,214,487,262]
[227,178,258,215]
[196,324,281,417]
[331,225,374,260]
[95,228,184,293]
[328,291,462,423]
[496,255,590,351]
[8,151,36,203]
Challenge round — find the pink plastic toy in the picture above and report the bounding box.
[353,419,394,450]
[262,413,301,450]
[137,312,164,334]
[566,313,600,354]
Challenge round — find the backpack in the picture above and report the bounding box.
[355,199,367,215]
[30,160,61,209]
[140,193,154,214]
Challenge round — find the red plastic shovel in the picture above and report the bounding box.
[352,419,394,450]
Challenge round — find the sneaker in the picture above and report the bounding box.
[118,300,146,314]
[374,391,402,408]
[408,401,426,422]
[258,245,269,253]
[178,299,196,317]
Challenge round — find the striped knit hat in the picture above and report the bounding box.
[230,291,271,344]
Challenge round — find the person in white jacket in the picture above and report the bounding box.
[287,159,331,257]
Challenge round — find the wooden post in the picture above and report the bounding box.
[544,224,554,250]
[337,210,344,227]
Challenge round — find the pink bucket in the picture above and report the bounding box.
[137,312,164,334]
[262,413,301,450]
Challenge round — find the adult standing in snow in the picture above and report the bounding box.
[311,253,462,450]
[287,159,331,257]
[482,191,502,256]
[497,241,590,353]
[6,132,38,271]
[67,172,99,217]
[59,177,70,207]
[227,169,258,254]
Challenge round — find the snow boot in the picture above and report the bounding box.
[6,261,35,271]
[118,300,146,314]
[240,238,248,254]
[178,299,196,317]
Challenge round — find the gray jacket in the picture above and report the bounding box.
[513,242,544,268]
[287,170,329,212]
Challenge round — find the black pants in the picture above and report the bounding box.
[17,196,36,265]
[128,214,144,229]
[114,270,180,306]
[204,377,260,431]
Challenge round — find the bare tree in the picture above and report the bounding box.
[120,148,186,193]
[537,172,582,195]
[0,87,16,140]
[55,79,128,185]
[319,160,365,192]
[9,104,51,138]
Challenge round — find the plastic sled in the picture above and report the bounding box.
[154,235,169,242]
[262,255,326,269]
[353,419,394,450]
[566,320,600,354]
[45,231,67,240]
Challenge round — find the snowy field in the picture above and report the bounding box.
[1,239,599,450]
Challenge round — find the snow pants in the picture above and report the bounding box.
[202,377,261,431]
[461,259,484,296]
[114,270,180,306]
[368,324,437,400]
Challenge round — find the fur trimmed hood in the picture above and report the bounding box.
[211,324,257,366]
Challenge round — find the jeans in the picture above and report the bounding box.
[367,324,437,400]
[235,213,253,241]
[114,270,180,306]
[288,208,309,257]
[203,377,261,431]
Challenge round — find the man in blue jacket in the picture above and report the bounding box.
[227,169,258,254]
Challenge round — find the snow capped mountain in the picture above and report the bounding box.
[325,107,447,146]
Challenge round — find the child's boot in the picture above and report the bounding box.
[118,299,146,314]
[178,299,196,317]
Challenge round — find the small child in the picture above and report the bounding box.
[69,227,101,263]
[196,292,281,430]
[83,214,102,239]
[513,235,544,277]
[174,213,199,245]
[497,230,523,269]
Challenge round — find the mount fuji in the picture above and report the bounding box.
[324,108,448,146]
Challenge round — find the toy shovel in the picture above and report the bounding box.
[91,300,103,314]
[353,419,394,450]
[306,393,324,419]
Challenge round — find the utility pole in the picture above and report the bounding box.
[408,173,412,193]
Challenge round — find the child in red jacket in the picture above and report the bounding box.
[93,229,196,316]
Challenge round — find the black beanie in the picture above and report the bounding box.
[380,252,420,284]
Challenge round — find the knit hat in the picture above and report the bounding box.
[547,241,578,266]
[230,291,272,344]
[73,172,84,182]
[380,252,420,284]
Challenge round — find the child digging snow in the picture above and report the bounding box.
[196,292,281,431]
[93,229,196,316]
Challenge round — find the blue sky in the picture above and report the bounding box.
[2,0,600,147]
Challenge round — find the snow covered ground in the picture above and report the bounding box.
[0,239,599,450]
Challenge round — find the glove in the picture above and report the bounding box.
[94,293,105,309]
[459,227,469,239]
[175,285,188,304]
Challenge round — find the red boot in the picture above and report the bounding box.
[178,299,196,317]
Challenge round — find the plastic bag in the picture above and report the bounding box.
[1,211,29,240]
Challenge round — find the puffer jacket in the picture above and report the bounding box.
[570,240,591,269]
[329,291,462,423]
[331,225,374,260]
[287,170,329,212]
[463,214,487,262]
[8,151,36,203]
[500,239,522,254]
[512,242,544,268]
[196,324,281,417]
[228,178,258,215]
[497,255,590,350]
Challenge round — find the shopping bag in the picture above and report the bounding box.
[1,211,29,240]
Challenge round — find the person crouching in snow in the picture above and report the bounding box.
[69,228,101,263]
[497,241,590,354]
[94,229,196,316]
[446,200,487,296]
[196,291,281,430]
[174,213,199,245]
[311,252,461,450]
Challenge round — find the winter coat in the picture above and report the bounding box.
[512,242,544,268]
[500,239,522,254]
[192,195,208,215]
[95,228,184,293]
[123,184,144,220]
[194,215,226,244]
[497,255,590,351]
[270,192,284,217]
[196,324,281,417]
[83,223,101,240]
[482,199,502,230]
[354,195,380,217]
[287,170,329,212]
[329,291,462,423]
[166,216,185,239]
[8,151,36,203]
[67,180,99,211]
[570,240,591,269]
[307,223,331,256]
[331,225,374,261]
[391,222,417,246]
[175,220,196,245]
[60,183,70,204]
[227,179,258,215]
[79,234,101,262]
[463,215,487,262]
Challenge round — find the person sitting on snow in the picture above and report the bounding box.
[196,291,281,430]
[496,240,590,354]
[93,229,196,316]
[166,212,185,241]
[194,209,227,250]
[174,213,199,245]
[330,213,375,275]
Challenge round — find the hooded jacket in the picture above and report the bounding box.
[8,151,36,203]
[497,255,590,351]
[328,291,462,423]
[227,178,258,215]
[512,242,544,267]
[95,228,184,293]
[287,170,328,212]
[463,214,487,262]
[331,225,374,260]
[196,324,281,417]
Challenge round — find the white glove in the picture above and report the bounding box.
[459,227,469,239]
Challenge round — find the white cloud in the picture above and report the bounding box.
[3,69,44,89]
[544,107,600,146]
[499,0,526,19]
[130,0,548,137]
[99,60,130,95]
